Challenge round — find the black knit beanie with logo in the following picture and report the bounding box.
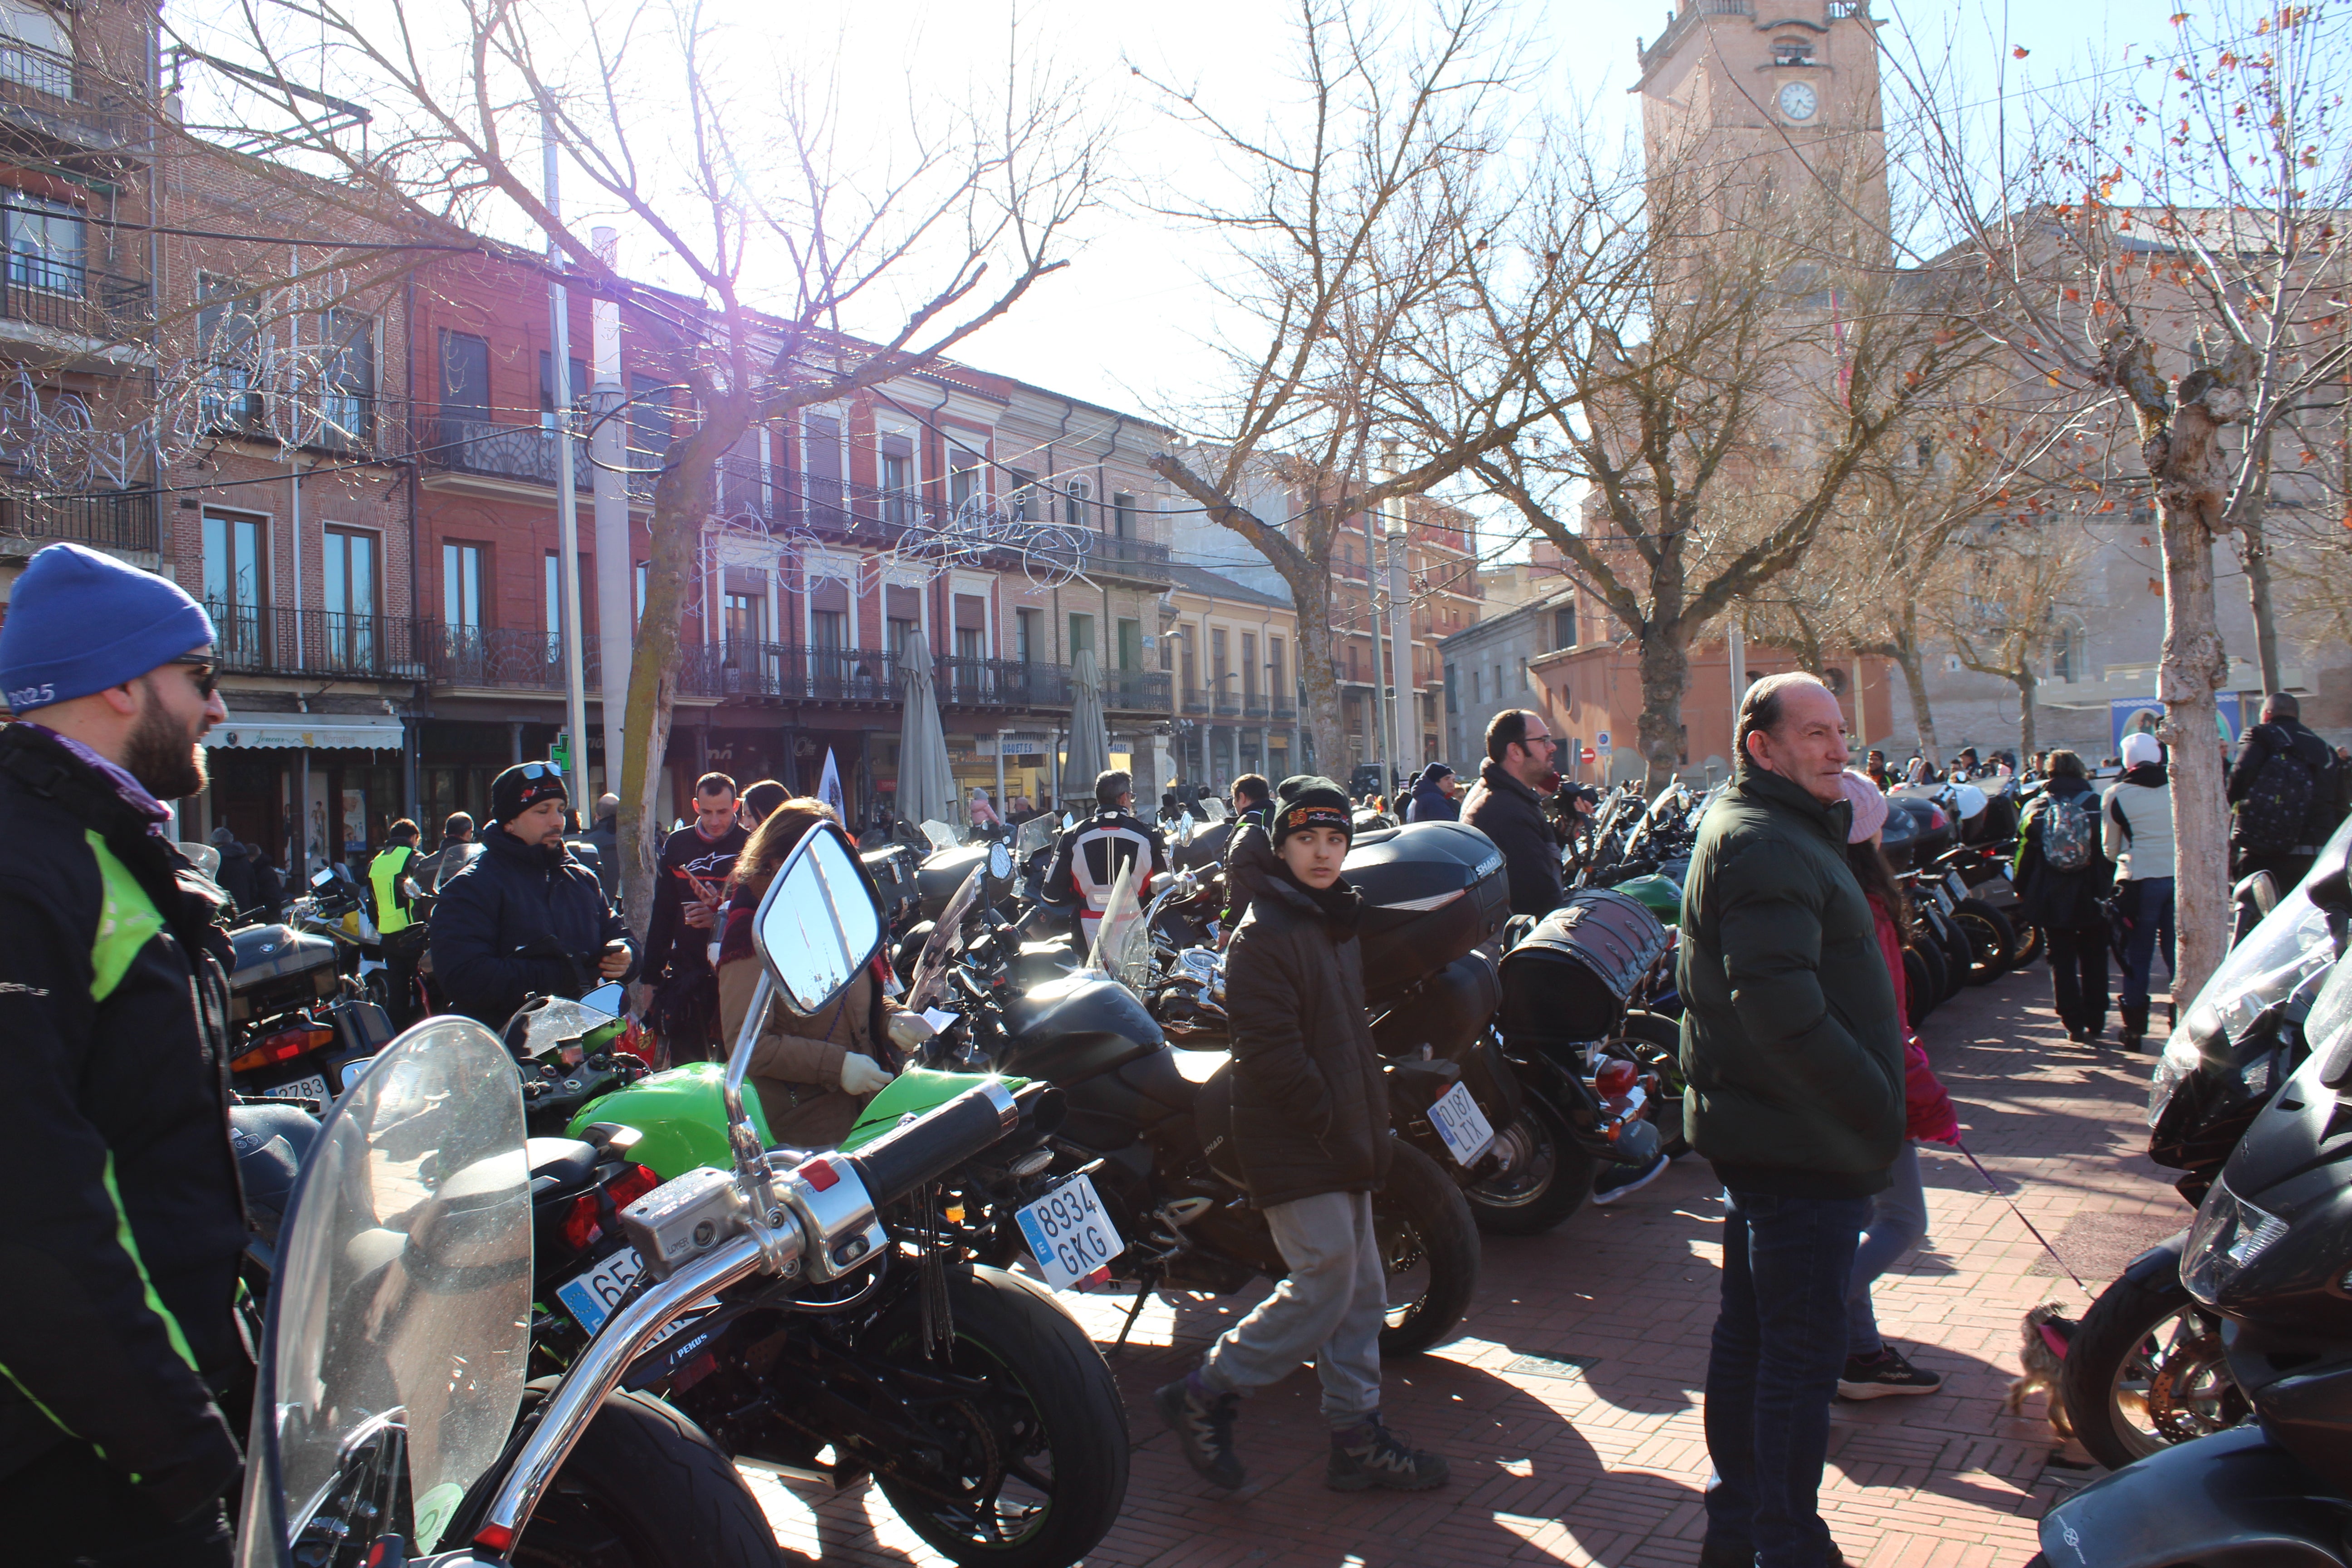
[1270,774,1354,852]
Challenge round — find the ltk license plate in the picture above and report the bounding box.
[1014,1175,1124,1290]
[556,1246,646,1336]
[1429,1080,1497,1166]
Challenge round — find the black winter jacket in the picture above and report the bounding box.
[0,725,245,1518]
[2013,775,2112,931]
[1220,871,1391,1208]
[2229,717,2345,852]
[1677,764,1904,1198]
[429,826,637,1027]
[1460,759,1563,916]
[211,840,257,914]
[642,822,748,982]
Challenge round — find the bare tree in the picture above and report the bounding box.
[1137,0,1581,770]
[1890,0,2352,996]
[1934,514,2096,759]
[185,0,1099,923]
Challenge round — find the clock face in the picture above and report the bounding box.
[1779,81,1818,121]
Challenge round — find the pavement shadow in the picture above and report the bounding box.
[1100,1341,1707,1568]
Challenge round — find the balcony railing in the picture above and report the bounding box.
[0,488,155,553]
[209,603,429,680]
[1212,691,1242,717]
[1101,668,1173,712]
[0,36,149,152]
[0,261,152,339]
[425,624,603,691]
[1180,687,1209,715]
[930,655,1071,709]
[1244,697,1269,719]
[1271,703,1298,723]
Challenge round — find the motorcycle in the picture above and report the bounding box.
[235,819,1127,1568]
[906,859,1485,1360]
[2058,818,2352,1471]
[2030,944,2352,1566]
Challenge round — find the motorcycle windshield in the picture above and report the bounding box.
[921,818,963,854]
[1014,814,1057,862]
[1084,858,1151,992]
[511,990,623,1062]
[238,1017,531,1568]
[906,867,987,1012]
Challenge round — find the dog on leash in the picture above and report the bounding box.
[2004,1302,2078,1439]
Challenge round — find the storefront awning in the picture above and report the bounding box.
[203,718,407,752]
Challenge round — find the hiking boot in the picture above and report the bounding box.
[1327,1416,1449,1491]
[1155,1375,1246,1491]
[2065,1025,2089,1044]
[1838,1346,1943,1400]
[1591,1151,1670,1205]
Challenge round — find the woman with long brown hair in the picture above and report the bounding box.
[715,796,914,1147]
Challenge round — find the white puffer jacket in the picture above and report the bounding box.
[2102,775,2176,882]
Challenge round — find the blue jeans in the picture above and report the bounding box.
[1844,1142,1928,1357]
[1704,1187,1872,1568]
[2118,877,2176,1011]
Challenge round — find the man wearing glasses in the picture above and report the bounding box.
[1460,708,1566,917]
[0,543,246,1564]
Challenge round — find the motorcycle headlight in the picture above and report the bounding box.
[2181,1175,2287,1305]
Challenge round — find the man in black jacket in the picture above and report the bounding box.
[0,542,246,1566]
[1156,776,1446,1496]
[1681,673,1903,1568]
[430,762,637,1028]
[1460,708,1563,916]
[642,772,745,1062]
[208,826,256,913]
[2228,692,2345,889]
[1045,769,1167,946]
[2014,750,2113,1044]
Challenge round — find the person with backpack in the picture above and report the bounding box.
[2103,733,2176,1051]
[2228,692,2345,892]
[2014,750,2113,1044]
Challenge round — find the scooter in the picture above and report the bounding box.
[2031,942,2352,1566]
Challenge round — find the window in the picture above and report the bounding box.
[954,594,987,662]
[202,511,265,657]
[538,350,587,429]
[810,608,847,648]
[322,309,377,447]
[1014,606,1042,664]
[323,529,377,666]
[1112,493,1135,539]
[443,542,484,630]
[1063,479,1088,529]
[1009,469,1038,522]
[545,552,572,639]
[1180,625,1197,695]
[0,2,73,98]
[1445,663,1459,715]
[1470,667,1480,703]
[1068,612,1094,659]
[880,431,915,526]
[1553,604,1577,651]
[803,412,843,516]
[722,591,764,652]
[1240,633,1257,698]
[200,276,265,432]
[1773,36,1815,66]
[1268,637,1284,707]
[628,374,672,470]
[439,329,490,421]
[634,561,648,627]
[7,192,82,297]
[1211,627,1229,701]
[885,583,921,659]
[950,448,982,513]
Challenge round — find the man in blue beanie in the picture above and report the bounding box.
[0,542,249,1565]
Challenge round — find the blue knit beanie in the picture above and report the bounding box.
[0,542,216,712]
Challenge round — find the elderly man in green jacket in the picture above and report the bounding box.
[1680,672,1905,1568]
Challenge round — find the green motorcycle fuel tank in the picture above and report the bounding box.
[567,1062,1026,1175]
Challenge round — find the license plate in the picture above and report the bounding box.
[271,1073,330,1105]
[1014,1176,1124,1290]
[1429,1079,1496,1167]
[1945,872,1970,902]
[557,1246,645,1336]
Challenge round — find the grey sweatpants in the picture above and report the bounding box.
[1200,1189,1386,1426]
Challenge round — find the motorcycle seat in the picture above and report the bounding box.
[527,1136,600,1200]
[1118,1048,1217,1117]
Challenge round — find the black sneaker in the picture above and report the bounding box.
[1155,1377,1246,1491]
[1327,1418,1449,1491]
[1838,1347,1943,1399]
[1591,1151,1670,1205]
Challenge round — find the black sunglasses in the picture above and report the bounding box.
[515,762,562,780]
[170,657,219,700]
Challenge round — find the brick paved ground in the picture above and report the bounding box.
[747,963,2176,1567]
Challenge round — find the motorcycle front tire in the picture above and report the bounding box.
[1463,1093,1593,1236]
[515,1389,799,1568]
[1376,1139,1482,1358]
[2060,1269,2236,1473]
[1953,898,2018,985]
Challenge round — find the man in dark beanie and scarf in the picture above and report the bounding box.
[1157,776,1449,1497]
[430,760,636,1027]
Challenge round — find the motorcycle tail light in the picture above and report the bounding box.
[1927,806,1948,830]
[1594,1059,1639,1098]
[606,1163,662,1210]
[559,1192,603,1252]
[230,1024,335,1074]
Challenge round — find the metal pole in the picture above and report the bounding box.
[545,107,590,807]
[1727,620,1747,767]
[1387,528,1415,779]
[591,228,631,809]
[995,728,1008,817]
[1362,505,1387,784]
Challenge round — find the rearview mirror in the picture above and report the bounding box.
[987,839,1013,882]
[753,821,885,1016]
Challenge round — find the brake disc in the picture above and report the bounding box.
[2146,1326,2235,1443]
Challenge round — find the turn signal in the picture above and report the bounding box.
[1593,1059,1639,1099]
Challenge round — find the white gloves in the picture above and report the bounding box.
[839,1053,895,1097]
[887,1011,940,1050]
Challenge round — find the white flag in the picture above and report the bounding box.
[817,748,845,820]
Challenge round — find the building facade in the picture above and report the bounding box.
[1163,560,1298,792]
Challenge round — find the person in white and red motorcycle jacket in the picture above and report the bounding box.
[0,544,245,1567]
[1045,768,1168,946]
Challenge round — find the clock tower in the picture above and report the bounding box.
[1632,1,1888,256]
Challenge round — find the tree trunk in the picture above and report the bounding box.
[2014,664,2038,760]
[1892,625,1940,767]
[1292,570,1346,781]
[2240,519,2284,696]
[2151,404,2234,1004]
[1636,627,1690,791]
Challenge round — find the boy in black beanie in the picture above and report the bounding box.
[1156,776,1449,1495]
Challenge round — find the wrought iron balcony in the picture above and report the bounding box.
[0,488,155,553]
[930,655,1071,709]
[681,640,900,704]
[1244,697,1269,719]
[0,260,152,340]
[1101,668,1173,712]
[424,623,602,691]
[1180,687,1209,715]
[0,37,151,154]
[207,604,428,680]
